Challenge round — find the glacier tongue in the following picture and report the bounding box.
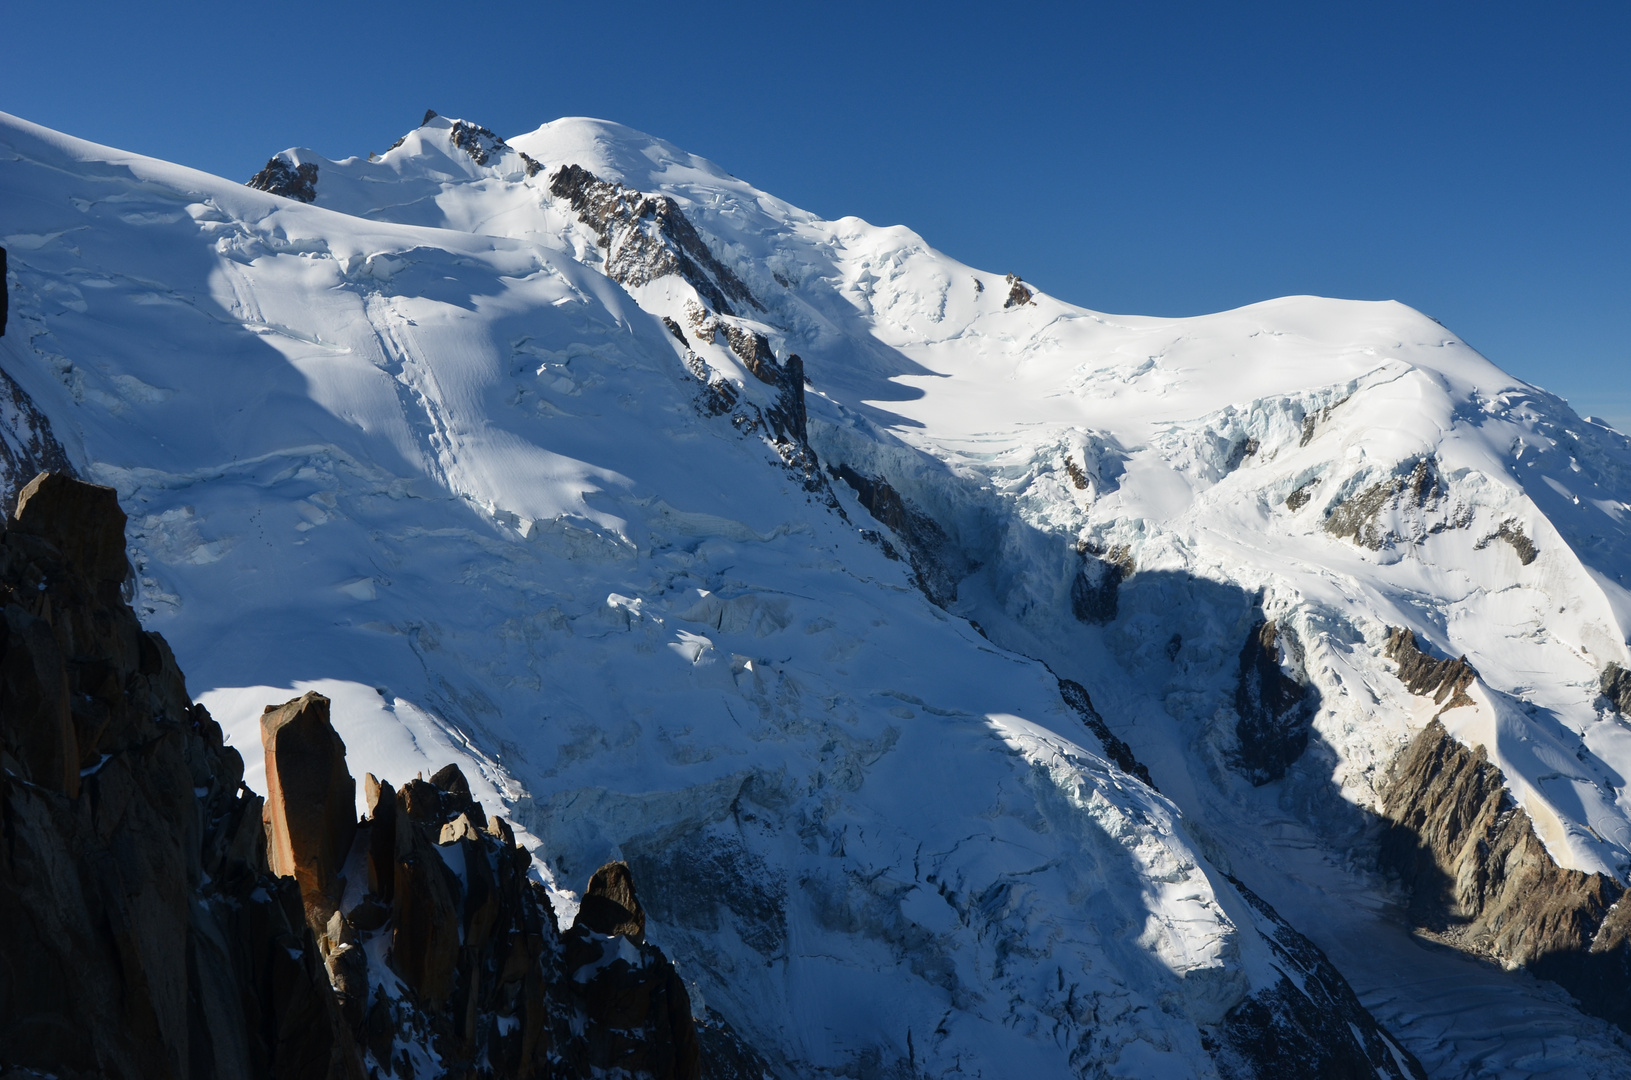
[6,105,1631,1075]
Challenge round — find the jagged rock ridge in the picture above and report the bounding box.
[1323,458,1469,550]
[549,164,760,317]
[829,464,968,606]
[1379,640,1631,1037]
[0,473,718,1080]
[1380,718,1631,1035]
[1383,627,1476,710]
[1056,677,1156,788]
[0,472,360,1079]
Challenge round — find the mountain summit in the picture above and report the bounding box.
[4,108,1631,1077]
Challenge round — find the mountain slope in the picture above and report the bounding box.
[4,107,1629,1076]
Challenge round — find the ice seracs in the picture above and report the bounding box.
[7,104,1631,1075]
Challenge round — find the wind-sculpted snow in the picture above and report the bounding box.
[0,107,1625,1074]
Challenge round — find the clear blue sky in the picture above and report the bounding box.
[5,1,1627,426]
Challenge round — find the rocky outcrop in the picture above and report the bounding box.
[1379,718,1631,1033]
[1070,540,1131,624]
[1284,480,1315,511]
[1003,272,1033,308]
[1057,677,1155,788]
[549,164,760,317]
[262,691,358,922]
[830,465,967,606]
[260,706,718,1080]
[447,119,501,167]
[1209,878,1426,1079]
[1601,661,1631,716]
[1380,633,1631,1033]
[682,305,805,436]
[247,154,320,203]
[430,118,542,176]
[1234,620,1311,785]
[1323,458,1468,550]
[0,472,736,1079]
[562,864,701,1080]
[1383,626,1476,710]
[1474,519,1538,564]
[338,758,568,1077]
[546,165,830,515]
[0,473,362,1079]
[677,303,827,502]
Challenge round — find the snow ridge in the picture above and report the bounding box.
[5,106,1630,1075]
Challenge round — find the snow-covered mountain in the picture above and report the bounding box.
[6,107,1631,1077]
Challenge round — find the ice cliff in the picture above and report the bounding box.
[5,105,1631,1076]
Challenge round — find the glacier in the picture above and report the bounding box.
[5,107,1631,1077]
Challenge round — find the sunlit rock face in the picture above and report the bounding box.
[10,102,1631,1075]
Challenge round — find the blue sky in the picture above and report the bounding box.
[5,1,1626,426]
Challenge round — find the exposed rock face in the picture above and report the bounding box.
[549,164,760,316]
[348,760,566,1076]
[1,244,7,334]
[1234,620,1311,784]
[1601,661,1631,716]
[1057,677,1156,788]
[1210,878,1427,1079]
[427,118,543,176]
[1003,272,1033,308]
[576,861,648,939]
[563,863,701,1080]
[447,119,503,166]
[1383,626,1476,710]
[247,154,320,203]
[830,465,967,606]
[0,473,362,1079]
[678,302,827,501]
[1379,718,1631,1033]
[1070,540,1131,624]
[250,702,722,1080]
[0,472,737,1080]
[1475,519,1538,564]
[262,691,358,920]
[1063,453,1090,490]
[1323,458,1468,549]
[1379,636,1631,1035]
[682,305,805,436]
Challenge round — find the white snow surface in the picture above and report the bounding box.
[7,109,1631,1076]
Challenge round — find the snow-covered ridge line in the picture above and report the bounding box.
[7,102,1631,1073]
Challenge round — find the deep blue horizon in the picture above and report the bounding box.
[5,1,1626,426]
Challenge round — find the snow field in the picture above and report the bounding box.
[11,105,1631,1074]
